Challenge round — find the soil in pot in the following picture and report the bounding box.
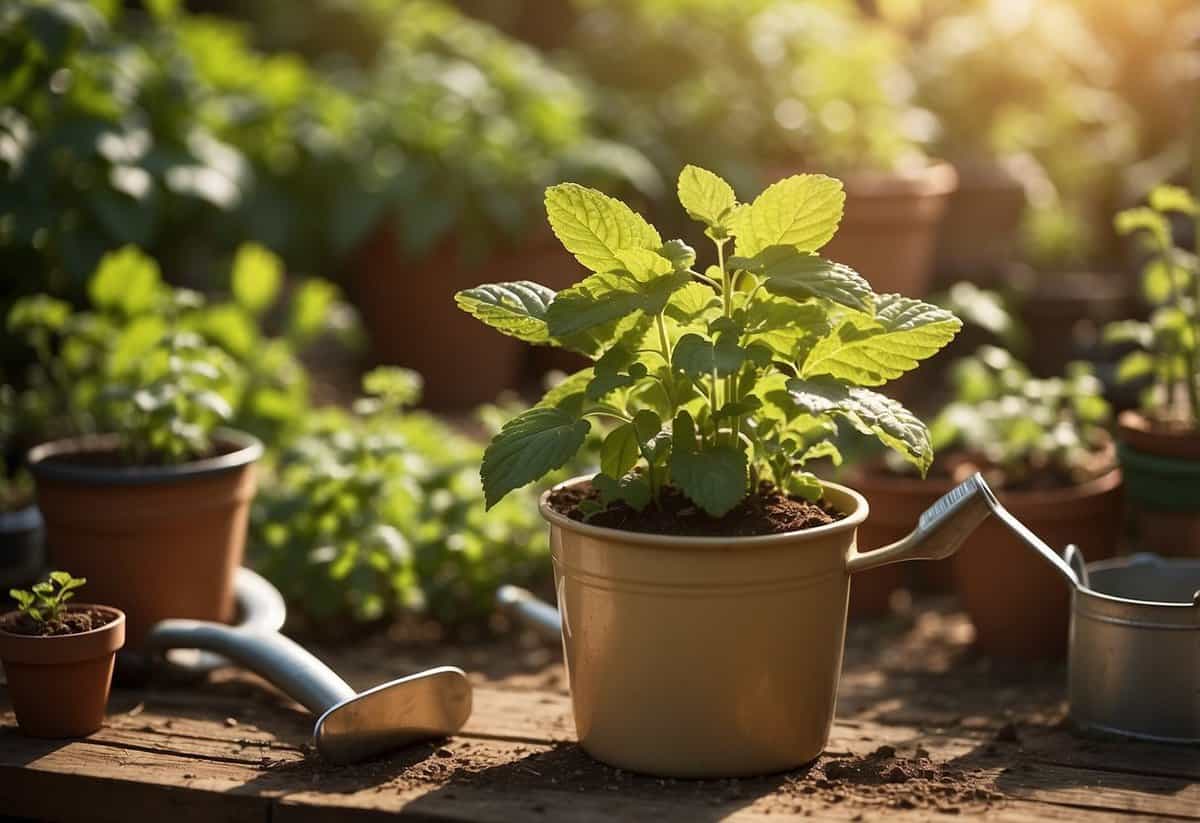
[817,162,958,298]
[1117,411,1200,556]
[0,605,125,737]
[353,226,569,410]
[29,433,260,649]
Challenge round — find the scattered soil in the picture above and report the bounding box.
[3,607,114,637]
[549,481,844,537]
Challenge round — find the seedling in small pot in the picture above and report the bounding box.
[458,166,962,521]
[9,571,86,630]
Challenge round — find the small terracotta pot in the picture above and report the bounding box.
[934,159,1027,282]
[28,432,261,649]
[952,468,1124,660]
[0,605,125,737]
[1117,411,1200,556]
[353,226,571,409]
[540,475,963,778]
[818,162,958,298]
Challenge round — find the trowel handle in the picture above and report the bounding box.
[497,585,562,642]
[846,473,995,574]
[145,621,356,714]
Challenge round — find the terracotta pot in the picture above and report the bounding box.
[934,159,1027,283]
[27,432,261,649]
[817,162,958,298]
[1117,411,1200,556]
[850,470,956,614]
[353,226,572,409]
[540,475,966,778]
[0,505,43,590]
[0,605,125,737]
[952,468,1124,660]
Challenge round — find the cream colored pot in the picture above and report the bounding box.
[541,476,979,778]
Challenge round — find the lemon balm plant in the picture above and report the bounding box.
[457,166,961,778]
[458,166,961,521]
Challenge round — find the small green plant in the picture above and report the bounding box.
[7,244,356,463]
[1105,184,1200,431]
[457,166,961,517]
[9,572,86,625]
[918,346,1113,489]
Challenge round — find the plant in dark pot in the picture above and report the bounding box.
[850,346,1121,659]
[0,571,125,737]
[8,248,267,649]
[457,166,961,776]
[1105,185,1200,555]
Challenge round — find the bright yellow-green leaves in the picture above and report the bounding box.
[466,165,959,512]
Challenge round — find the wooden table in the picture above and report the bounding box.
[0,603,1195,822]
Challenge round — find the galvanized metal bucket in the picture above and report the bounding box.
[1068,554,1200,743]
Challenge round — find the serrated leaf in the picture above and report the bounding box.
[737,247,873,313]
[545,183,661,273]
[798,441,842,466]
[731,174,844,257]
[546,270,689,339]
[601,424,640,477]
[786,378,932,474]
[671,445,747,516]
[677,165,737,231]
[801,294,961,385]
[231,244,283,315]
[536,367,593,412]
[613,248,675,283]
[659,239,697,271]
[665,283,721,325]
[455,281,556,344]
[740,295,831,361]
[592,472,652,511]
[481,408,590,508]
[785,471,824,501]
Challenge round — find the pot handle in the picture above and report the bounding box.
[846,473,995,575]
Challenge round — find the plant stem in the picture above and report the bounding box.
[655,312,676,416]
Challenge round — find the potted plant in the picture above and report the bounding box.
[7,247,274,648]
[456,166,961,776]
[851,346,1121,658]
[1105,185,1200,555]
[0,571,125,737]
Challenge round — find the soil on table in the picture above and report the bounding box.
[548,480,843,537]
[3,607,114,637]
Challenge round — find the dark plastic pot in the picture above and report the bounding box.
[0,505,43,591]
[0,605,125,737]
[28,431,261,649]
[1117,411,1200,556]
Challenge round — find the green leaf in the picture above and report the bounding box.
[798,441,842,466]
[1115,351,1154,383]
[544,183,661,273]
[7,295,72,334]
[1114,207,1169,246]
[671,445,747,516]
[231,244,283,315]
[677,165,737,232]
[730,174,844,257]
[613,248,675,283]
[632,409,670,464]
[592,472,652,512]
[90,246,162,315]
[481,408,591,508]
[785,471,824,501]
[672,410,697,453]
[786,378,933,474]
[659,239,697,271]
[1103,320,1153,348]
[287,279,339,342]
[1149,185,1198,216]
[740,295,831,361]
[801,294,961,385]
[455,281,556,344]
[546,270,689,339]
[601,423,640,478]
[737,247,873,313]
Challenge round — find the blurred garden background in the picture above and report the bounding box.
[2,0,1198,638]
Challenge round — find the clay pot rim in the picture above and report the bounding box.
[837,160,959,199]
[0,604,126,665]
[539,474,868,549]
[28,429,262,487]
[1117,410,1200,461]
[850,465,1122,508]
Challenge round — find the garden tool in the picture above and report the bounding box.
[145,618,473,765]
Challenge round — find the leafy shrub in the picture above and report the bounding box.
[458,166,960,516]
[6,244,354,461]
[249,369,564,627]
[1105,185,1199,430]
[920,346,1113,490]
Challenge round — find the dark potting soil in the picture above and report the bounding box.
[548,481,844,537]
[4,607,114,637]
